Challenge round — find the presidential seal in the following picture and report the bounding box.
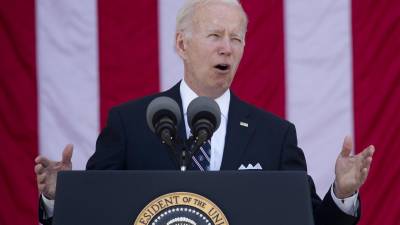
[134,192,229,225]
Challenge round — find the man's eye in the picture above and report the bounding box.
[209,33,219,38]
[232,37,242,43]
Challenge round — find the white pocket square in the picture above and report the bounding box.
[238,163,262,170]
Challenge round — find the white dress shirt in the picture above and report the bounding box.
[42,79,358,217]
[180,79,230,171]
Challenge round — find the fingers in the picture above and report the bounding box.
[361,145,375,158]
[35,156,51,168]
[359,165,371,185]
[335,141,375,193]
[34,144,74,184]
[34,163,45,174]
[355,145,374,160]
[36,172,47,184]
[340,135,353,157]
[358,145,375,184]
[360,167,369,180]
[61,144,74,164]
[34,145,72,200]
[35,144,74,170]
[357,145,375,167]
[362,155,373,170]
[36,171,52,197]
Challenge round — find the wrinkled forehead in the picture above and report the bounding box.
[192,2,247,34]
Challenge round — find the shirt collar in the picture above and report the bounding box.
[180,79,230,118]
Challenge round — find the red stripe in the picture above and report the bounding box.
[98,0,160,128]
[232,0,285,118]
[352,1,400,224]
[0,0,38,224]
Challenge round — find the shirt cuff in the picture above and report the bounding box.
[330,184,359,216]
[42,194,55,218]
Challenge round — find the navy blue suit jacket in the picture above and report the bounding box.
[40,82,359,225]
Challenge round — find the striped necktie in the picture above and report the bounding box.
[191,139,211,171]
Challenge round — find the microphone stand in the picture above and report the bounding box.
[177,136,207,172]
[179,147,189,171]
[163,136,191,172]
[171,136,205,172]
[178,136,195,172]
[163,130,211,172]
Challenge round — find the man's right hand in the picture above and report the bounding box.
[34,144,73,200]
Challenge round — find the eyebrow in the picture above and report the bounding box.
[206,28,244,38]
[206,28,223,33]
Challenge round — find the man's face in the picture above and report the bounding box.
[177,2,246,98]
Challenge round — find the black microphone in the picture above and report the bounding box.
[187,96,221,148]
[146,96,181,148]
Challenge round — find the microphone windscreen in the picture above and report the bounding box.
[187,96,221,132]
[146,96,181,133]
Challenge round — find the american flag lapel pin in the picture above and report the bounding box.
[240,121,248,127]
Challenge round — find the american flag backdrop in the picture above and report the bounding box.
[0,0,399,225]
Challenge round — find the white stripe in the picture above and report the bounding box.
[36,0,99,169]
[284,0,354,197]
[158,0,185,91]
[199,146,211,162]
[192,157,205,171]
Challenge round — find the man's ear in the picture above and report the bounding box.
[175,32,187,59]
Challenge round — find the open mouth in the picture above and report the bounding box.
[214,64,231,71]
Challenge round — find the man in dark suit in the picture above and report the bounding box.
[35,0,375,225]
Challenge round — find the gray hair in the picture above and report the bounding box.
[176,0,248,36]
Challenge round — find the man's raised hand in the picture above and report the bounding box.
[334,136,374,199]
[34,144,73,200]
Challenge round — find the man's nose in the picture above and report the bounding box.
[218,38,233,56]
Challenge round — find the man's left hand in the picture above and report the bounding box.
[334,136,375,199]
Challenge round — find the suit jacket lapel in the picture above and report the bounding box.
[220,94,255,170]
[161,81,188,168]
[163,81,189,142]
